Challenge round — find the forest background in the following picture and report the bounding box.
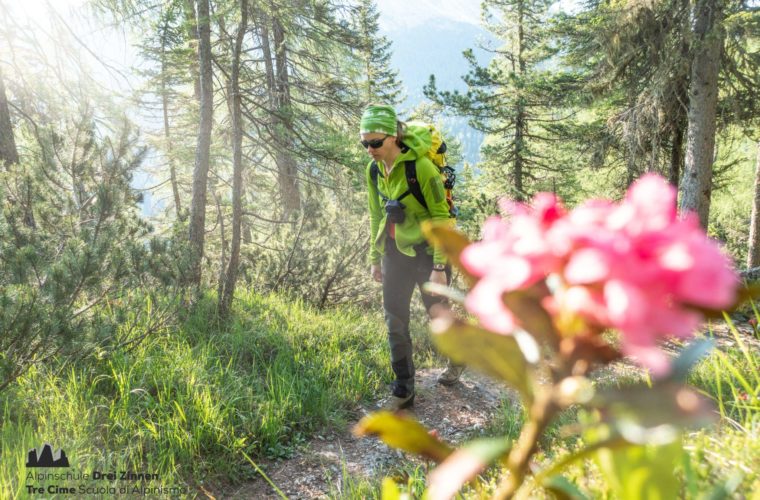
[1,0,759,498]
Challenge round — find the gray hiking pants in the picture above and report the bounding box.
[382,240,450,394]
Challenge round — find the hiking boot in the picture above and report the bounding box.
[437,363,465,386]
[381,385,415,411]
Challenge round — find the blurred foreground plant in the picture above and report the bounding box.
[355,175,754,499]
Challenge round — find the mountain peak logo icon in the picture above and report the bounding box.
[26,444,69,468]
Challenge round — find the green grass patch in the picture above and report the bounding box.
[337,324,760,498]
[0,288,438,498]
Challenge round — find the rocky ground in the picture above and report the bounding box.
[215,368,513,499]
[209,319,758,499]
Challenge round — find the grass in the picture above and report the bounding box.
[683,317,760,496]
[334,316,760,499]
[0,288,439,498]
[3,286,758,498]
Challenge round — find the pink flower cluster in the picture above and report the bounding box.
[461,174,738,373]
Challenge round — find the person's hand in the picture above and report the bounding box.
[371,263,383,283]
[429,269,447,287]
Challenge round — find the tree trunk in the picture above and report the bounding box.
[360,6,373,104]
[680,0,724,228]
[159,20,182,219]
[747,142,760,268]
[669,0,690,191]
[512,0,526,201]
[513,108,525,201]
[242,187,253,244]
[215,190,226,301]
[0,67,19,167]
[257,12,299,216]
[219,0,248,317]
[272,15,301,215]
[183,0,202,101]
[186,0,214,287]
[669,113,685,190]
[1,68,35,229]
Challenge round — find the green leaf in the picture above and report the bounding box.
[589,427,684,500]
[543,475,588,500]
[590,382,717,439]
[381,477,402,500]
[693,283,760,319]
[699,472,743,500]
[353,411,453,463]
[533,434,631,488]
[669,339,714,382]
[502,288,559,349]
[431,317,534,402]
[421,221,477,286]
[427,438,511,500]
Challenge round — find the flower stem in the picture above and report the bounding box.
[494,390,558,499]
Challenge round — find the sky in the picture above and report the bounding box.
[2,0,138,93]
[1,0,581,211]
[1,0,487,213]
[3,0,485,82]
[377,0,481,30]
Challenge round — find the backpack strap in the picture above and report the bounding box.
[372,160,415,204]
[370,161,389,202]
[404,160,427,210]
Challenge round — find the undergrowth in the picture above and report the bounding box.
[334,316,760,498]
[0,288,439,498]
[3,289,757,498]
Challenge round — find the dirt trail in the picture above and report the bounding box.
[213,319,758,499]
[219,368,513,499]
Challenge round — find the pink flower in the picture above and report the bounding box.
[460,174,739,374]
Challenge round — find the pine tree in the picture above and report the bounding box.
[0,67,18,167]
[1,112,151,390]
[426,0,573,201]
[134,0,199,219]
[218,0,248,317]
[747,142,760,268]
[353,1,403,106]
[557,0,758,203]
[555,0,693,190]
[242,0,368,216]
[186,0,214,287]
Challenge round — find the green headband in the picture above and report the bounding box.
[360,105,397,136]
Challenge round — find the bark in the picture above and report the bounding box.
[361,7,373,104]
[183,0,202,101]
[747,142,760,268]
[741,265,760,281]
[272,14,301,215]
[514,108,526,201]
[242,188,253,244]
[215,190,226,301]
[219,0,248,317]
[0,67,19,167]
[680,0,725,229]
[669,0,691,191]
[0,68,35,228]
[623,90,639,188]
[669,112,686,190]
[186,0,214,286]
[258,17,276,101]
[159,20,182,218]
[256,12,299,216]
[512,0,526,201]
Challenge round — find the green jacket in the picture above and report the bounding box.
[366,125,450,265]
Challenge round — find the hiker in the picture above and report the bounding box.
[361,104,463,411]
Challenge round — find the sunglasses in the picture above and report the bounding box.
[360,135,390,149]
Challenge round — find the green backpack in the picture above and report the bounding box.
[369,122,458,218]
